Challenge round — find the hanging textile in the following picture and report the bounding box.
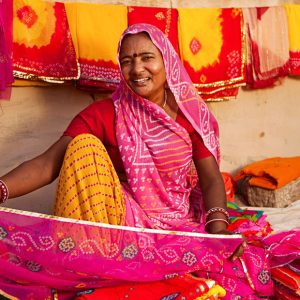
[65,3,127,92]
[0,0,13,100]
[284,4,300,76]
[242,6,290,89]
[13,0,78,83]
[128,6,180,55]
[177,8,246,101]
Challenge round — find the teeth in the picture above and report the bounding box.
[133,78,149,83]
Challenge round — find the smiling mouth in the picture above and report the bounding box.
[132,78,150,85]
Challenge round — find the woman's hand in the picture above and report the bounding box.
[211,228,246,260]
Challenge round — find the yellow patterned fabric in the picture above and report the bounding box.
[178,8,245,101]
[54,134,125,225]
[284,4,300,75]
[64,3,127,91]
[13,0,78,82]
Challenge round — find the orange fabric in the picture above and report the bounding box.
[222,172,236,201]
[235,157,300,190]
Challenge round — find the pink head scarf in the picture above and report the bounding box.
[112,24,220,230]
[114,23,220,161]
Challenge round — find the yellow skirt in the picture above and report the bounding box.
[54,134,125,225]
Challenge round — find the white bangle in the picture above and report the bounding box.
[0,179,9,203]
[205,218,229,231]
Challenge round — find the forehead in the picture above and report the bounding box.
[120,32,160,56]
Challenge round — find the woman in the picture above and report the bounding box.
[0,24,228,234]
[0,24,297,299]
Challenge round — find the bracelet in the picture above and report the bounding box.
[206,207,229,221]
[0,179,9,204]
[205,218,229,231]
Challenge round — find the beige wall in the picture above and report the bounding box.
[1,79,299,213]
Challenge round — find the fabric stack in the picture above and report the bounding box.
[235,156,300,208]
[272,266,300,300]
[75,274,226,300]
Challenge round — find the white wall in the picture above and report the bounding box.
[0,78,299,213]
[210,77,300,173]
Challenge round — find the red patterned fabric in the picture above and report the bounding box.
[243,7,290,89]
[178,8,246,101]
[275,284,300,300]
[75,274,222,300]
[271,267,300,295]
[13,1,78,82]
[128,6,179,55]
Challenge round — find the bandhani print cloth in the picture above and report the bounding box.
[65,3,127,92]
[13,0,78,83]
[242,7,290,89]
[0,0,13,100]
[54,134,126,224]
[177,8,246,101]
[75,274,225,300]
[284,4,300,76]
[0,207,243,299]
[128,6,180,55]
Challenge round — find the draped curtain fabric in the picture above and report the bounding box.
[128,6,180,54]
[284,4,300,76]
[243,6,290,89]
[65,3,127,93]
[13,0,79,83]
[178,8,246,101]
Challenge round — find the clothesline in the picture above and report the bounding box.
[50,0,300,8]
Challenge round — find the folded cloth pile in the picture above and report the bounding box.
[272,265,300,300]
[235,157,300,190]
[75,274,226,300]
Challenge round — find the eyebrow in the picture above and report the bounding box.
[120,51,155,60]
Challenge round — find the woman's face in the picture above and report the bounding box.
[119,32,166,103]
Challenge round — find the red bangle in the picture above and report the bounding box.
[0,180,9,204]
[206,207,229,221]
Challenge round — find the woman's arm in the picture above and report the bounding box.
[0,136,72,200]
[194,156,228,233]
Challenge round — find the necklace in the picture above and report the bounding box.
[162,89,168,108]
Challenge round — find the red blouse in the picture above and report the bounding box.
[64,98,211,173]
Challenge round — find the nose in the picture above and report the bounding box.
[131,58,144,75]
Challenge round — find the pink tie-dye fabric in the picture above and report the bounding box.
[0,0,13,100]
[112,23,219,230]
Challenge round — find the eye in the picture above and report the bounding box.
[142,55,154,61]
[120,59,131,66]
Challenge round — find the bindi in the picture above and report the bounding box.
[133,53,138,57]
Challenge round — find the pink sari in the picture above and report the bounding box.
[113,23,220,230]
